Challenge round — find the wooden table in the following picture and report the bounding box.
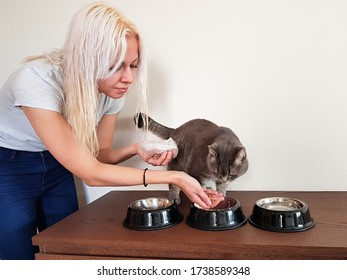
[32,191,347,260]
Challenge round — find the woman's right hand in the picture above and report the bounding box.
[203,188,225,208]
[176,172,221,209]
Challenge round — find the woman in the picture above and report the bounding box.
[0,3,223,260]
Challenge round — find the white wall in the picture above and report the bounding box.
[1,0,346,204]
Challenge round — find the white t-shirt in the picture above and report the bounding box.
[0,59,124,152]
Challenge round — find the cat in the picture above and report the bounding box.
[135,114,248,205]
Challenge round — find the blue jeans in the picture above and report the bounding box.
[0,146,78,260]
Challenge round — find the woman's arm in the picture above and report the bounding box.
[95,113,137,164]
[21,107,215,208]
[96,113,173,165]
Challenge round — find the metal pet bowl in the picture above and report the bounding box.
[249,197,315,232]
[123,197,183,231]
[186,197,247,231]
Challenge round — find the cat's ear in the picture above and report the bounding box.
[234,148,247,166]
[208,143,218,161]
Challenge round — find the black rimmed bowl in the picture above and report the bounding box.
[123,197,183,231]
[249,197,315,232]
[186,197,247,231]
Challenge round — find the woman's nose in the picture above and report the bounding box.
[120,67,135,83]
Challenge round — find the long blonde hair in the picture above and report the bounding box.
[25,2,148,156]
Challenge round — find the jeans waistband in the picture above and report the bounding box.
[0,146,52,159]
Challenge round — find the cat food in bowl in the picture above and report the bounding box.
[123,197,183,230]
[249,197,315,232]
[186,197,247,231]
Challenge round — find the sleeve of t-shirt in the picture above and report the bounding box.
[11,65,64,113]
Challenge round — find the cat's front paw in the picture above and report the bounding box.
[169,195,181,205]
[216,185,227,197]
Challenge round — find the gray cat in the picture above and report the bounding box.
[135,114,248,204]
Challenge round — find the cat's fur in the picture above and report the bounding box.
[135,114,248,204]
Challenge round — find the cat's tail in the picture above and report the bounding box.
[134,113,173,139]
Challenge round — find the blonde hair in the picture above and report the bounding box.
[25,2,148,156]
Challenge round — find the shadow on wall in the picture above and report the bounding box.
[146,59,172,121]
[74,176,87,208]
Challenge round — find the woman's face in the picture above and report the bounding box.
[98,35,139,99]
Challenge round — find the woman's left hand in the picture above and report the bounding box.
[147,150,174,166]
[136,143,174,166]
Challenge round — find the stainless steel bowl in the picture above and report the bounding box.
[186,197,247,231]
[249,197,315,232]
[129,197,174,210]
[123,197,183,230]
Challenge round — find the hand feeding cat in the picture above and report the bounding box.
[135,113,248,205]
